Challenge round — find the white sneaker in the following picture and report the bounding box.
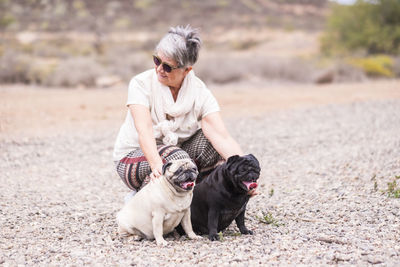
[124,190,137,203]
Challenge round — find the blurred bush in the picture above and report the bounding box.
[0,0,328,33]
[28,60,58,85]
[331,61,367,82]
[255,57,314,83]
[196,55,246,84]
[394,57,400,77]
[349,55,394,77]
[48,57,106,87]
[321,0,400,55]
[0,50,33,83]
[102,47,153,82]
[196,54,322,84]
[0,0,15,31]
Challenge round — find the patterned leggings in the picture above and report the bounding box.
[115,129,223,191]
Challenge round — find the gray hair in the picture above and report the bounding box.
[155,25,202,68]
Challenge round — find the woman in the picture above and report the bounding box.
[113,25,244,196]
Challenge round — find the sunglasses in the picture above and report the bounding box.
[153,55,180,73]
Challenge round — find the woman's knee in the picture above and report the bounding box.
[160,145,191,162]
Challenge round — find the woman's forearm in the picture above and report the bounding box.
[209,134,243,160]
[130,104,163,172]
[138,132,163,170]
[201,112,244,160]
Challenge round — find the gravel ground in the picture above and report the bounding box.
[1,99,400,266]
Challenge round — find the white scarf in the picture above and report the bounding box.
[150,70,200,145]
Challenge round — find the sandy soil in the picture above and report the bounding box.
[1,79,399,139]
[1,80,400,266]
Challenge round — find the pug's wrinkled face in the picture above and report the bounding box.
[162,159,199,191]
[226,154,261,192]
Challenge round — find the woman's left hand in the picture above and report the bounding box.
[248,189,259,197]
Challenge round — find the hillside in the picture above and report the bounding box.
[1,0,328,33]
[2,0,371,87]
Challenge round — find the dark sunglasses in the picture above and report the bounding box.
[153,55,180,73]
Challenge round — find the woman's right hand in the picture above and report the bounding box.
[150,162,163,180]
[129,104,164,182]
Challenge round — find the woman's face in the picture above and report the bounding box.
[154,52,191,89]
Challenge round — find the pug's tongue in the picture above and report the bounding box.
[181,181,194,189]
[242,181,258,190]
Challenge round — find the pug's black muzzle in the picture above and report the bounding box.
[175,169,198,190]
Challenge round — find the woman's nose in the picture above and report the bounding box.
[156,64,164,73]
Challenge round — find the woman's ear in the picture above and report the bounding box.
[184,66,193,74]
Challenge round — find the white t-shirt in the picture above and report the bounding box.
[113,69,220,161]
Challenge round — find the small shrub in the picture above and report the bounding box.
[196,55,246,84]
[371,174,378,192]
[255,57,315,83]
[27,59,58,85]
[218,231,224,241]
[196,54,316,84]
[0,12,15,31]
[113,17,131,30]
[31,41,71,58]
[256,211,282,227]
[349,55,394,77]
[105,50,153,82]
[230,39,260,50]
[134,0,154,10]
[269,188,274,197]
[49,57,106,87]
[322,0,400,55]
[333,61,367,82]
[393,57,400,77]
[386,176,400,198]
[0,50,32,83]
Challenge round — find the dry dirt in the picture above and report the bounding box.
[1,79,399,139]
[1,80,400,266]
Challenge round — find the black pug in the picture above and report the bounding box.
[190,154,261,241]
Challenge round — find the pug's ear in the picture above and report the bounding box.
[226,155,240,170]
[162,162,173,175]
[227,155,240,165]
[246,154,257,161]
[246,154,260,166]
[226,155,240,177]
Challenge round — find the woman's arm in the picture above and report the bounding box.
[129,104,163,178]
[201,112,243,159]
[202,112,258,196]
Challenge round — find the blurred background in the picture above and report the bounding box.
[1,0,399,88]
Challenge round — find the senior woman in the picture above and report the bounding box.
[113,25,244,196]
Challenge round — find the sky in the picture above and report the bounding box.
[330,0,357,4]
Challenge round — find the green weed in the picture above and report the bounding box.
[385,176,400,198]
[269,188,274,197]
[256,211,282,227]
[218,231,224,241]
[371,174,378,192]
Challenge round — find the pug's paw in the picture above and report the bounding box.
[239,228,254,235]
[188,233,203,240]
[208,233,220,241]
[156,239,168,247]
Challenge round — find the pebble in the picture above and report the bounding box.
[1,100,400,265]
